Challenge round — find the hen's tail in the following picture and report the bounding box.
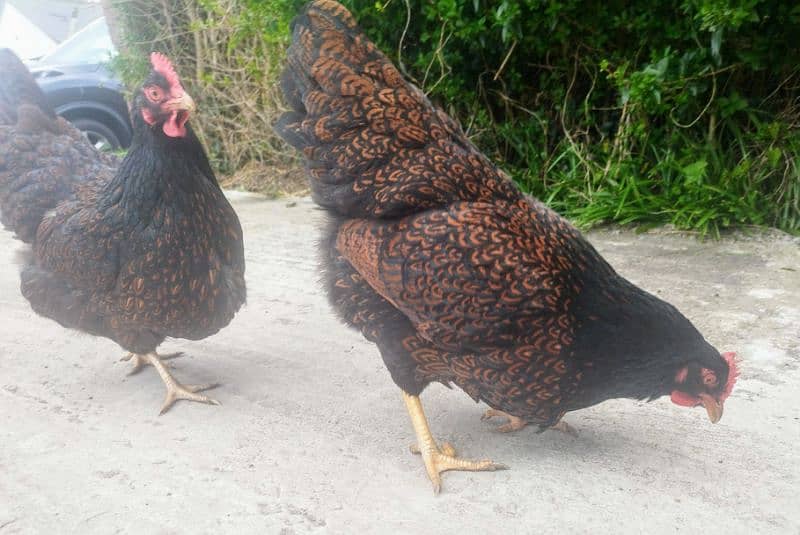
[0,50,113,243]
[275,0,519,219]
[0,49,55,124]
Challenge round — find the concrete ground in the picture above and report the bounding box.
[0,193,798,534]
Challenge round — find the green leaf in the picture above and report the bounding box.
[767,147,782,168]
[682,160,708,184]
[711,28,723,65]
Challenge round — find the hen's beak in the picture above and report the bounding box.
[164,91,196,113]
[698,393,723,423]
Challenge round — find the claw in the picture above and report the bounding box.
[414,443,508,495]
[550,420,578,437]
[159,382,221,415]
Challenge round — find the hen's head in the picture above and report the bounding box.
[133,52,195,138]
[670,350,739,423]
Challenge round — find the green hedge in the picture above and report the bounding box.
[108,0,305,173]
[342,0,800,235]
[110,0,800,234]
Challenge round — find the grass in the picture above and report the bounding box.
[501,122,800,238]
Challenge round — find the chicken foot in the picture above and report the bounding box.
[121,352,220,415]
[549,420,579,436]
[481,408,578,436]
[403,392,507,494]
[481,408,528,433]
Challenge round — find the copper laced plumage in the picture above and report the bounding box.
[275,0,624,427]
[277,1,738,492]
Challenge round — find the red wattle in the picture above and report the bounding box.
[670,390,700,407]
[162,111,187,138]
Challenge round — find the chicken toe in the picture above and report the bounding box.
[128,352,220,414]
[481,408,528,433]
[550,420,578,436]
[158,381,220,416]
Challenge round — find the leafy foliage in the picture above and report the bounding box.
[108,0,800,233]
[107,0,305,173]
[342,0,800,235]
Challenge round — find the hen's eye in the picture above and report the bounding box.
[701,368,718,387]
[145,87,163,102]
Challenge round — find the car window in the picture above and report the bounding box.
[40,18,116,65]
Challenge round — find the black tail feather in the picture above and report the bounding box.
[0,49,55,124]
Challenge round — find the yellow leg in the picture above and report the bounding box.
[403,392,507,494]
[123,352,220,415]
[121,351,183,376]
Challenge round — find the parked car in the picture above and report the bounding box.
[29,17,131,151]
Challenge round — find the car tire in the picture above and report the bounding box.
[71,117,122,152]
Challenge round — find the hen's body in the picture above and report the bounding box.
[21,120,245,354]
[278,1,736,492]
[1,51,246,413]
[278,1,606,423]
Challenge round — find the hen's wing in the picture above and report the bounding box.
[18,172,132,347]
[336,198,599,354]
[275,0,519,218]
[336,198,617,422]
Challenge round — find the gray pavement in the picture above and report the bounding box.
[1,193,798,534]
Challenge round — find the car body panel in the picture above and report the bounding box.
[28,18,132,149]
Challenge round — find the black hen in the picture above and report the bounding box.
[2,52,246,414]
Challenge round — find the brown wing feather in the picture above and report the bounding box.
[0,105,117,243]
[336,198,592,353]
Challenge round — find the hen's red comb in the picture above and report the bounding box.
[150,52,181,91]
[720,351,740,401]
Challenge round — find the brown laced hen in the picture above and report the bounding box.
[0,51,246,414]
[276,0,738,493]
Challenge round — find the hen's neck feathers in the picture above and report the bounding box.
[569,272,716,406]
[105,113,219,218]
